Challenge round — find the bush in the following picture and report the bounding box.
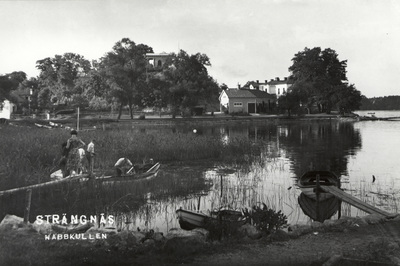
[204,217,244,241]
[243,203,287,234]
[138,114,146,120]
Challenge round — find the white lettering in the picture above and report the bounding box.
[36,215,43,225]
[71,215,78,224]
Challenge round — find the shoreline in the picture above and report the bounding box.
[6,112,352,128]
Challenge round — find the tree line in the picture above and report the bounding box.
[359,96,400,110]
[278,47,363,116]
[1,44,374,117]
[0,38,221,119]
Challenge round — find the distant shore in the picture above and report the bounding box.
[7,112,352,128]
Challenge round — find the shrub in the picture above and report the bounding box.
[203,216,244,241]
[243,203,287,234]
[138,114,146,120]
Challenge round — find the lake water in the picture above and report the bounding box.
[2,111,400,233]
[122,111,400,233]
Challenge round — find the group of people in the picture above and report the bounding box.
[59,129,155,178]
[60,130,95,178]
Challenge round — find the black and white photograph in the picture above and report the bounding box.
[1,0,400,265]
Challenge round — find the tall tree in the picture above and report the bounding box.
[288,47,361,114]
[36,53,91,106]
[0,75,15,102]
[0,71,27,102]
[162,50,220,117]
[100,38,153,119]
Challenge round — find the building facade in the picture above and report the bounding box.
[219,89,276,114]
[251,77,293,97]
[0,100,15,119]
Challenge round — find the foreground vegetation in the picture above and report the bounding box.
[0,122,263,190]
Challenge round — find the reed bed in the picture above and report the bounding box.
[0,124,260,191]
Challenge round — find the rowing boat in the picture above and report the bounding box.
[94,162,161,183]
[176,208,246,230]
[0,163,161,196]
[297,171,340,200]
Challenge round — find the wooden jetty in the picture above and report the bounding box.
[320,185,396,218]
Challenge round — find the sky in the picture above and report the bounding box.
[1,0,400,98]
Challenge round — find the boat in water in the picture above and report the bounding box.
[95,162,161,183]
[297,171,340,200]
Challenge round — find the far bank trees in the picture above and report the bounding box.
[161,50,220,117]
[32,38,219,119]
[281,47,362,115]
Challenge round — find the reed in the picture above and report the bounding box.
[0,124,262,190]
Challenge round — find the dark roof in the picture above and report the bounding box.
[268,79,294,85]
[224,89,275,99]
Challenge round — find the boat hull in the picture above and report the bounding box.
[93,162,160,183]
[176,208,246,230]
[297,171,340,200]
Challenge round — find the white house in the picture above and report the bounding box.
[250,77,293,98]
[0,99,14,119]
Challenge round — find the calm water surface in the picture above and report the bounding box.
[125,112,400,233]
[2,111,400,233]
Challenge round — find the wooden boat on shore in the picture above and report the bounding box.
[176,208,246,230]
[298,192,340,222]
[297,171,340,200]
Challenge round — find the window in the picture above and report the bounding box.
[233,102,243,107]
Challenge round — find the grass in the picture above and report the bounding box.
[0,123,262,191]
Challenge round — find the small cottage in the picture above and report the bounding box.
[219,89,276,114]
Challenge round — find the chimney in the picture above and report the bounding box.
[270,79,274,82]
[237,83,241,89]
[276,77,280,81]
[256,80,259,83]
[265,80,268,83]
[284,77,288,81]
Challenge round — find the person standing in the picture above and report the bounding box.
[65,129,86,175]
[86,139,95,177]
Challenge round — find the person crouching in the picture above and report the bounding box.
[114,158,134,176]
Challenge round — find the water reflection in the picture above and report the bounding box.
[298,193,341,222]
[2,119,399,234]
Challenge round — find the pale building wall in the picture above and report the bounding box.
[0,100,14,119]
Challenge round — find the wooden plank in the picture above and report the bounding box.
[0,163,161,196]
[320,185,392,217]
[0,175,86,196]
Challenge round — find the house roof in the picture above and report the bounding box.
[268,79,294,85]
[223,89,275,99]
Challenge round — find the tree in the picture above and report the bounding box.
[277,89,303,116]
[74,69,112,110]
[0,75,14,102]
[162,50,220,117]
[0,71,28,102]
[288,47,362,114]
[36,53,91,106]
[100,38,153,119]
[138,78,169,113]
